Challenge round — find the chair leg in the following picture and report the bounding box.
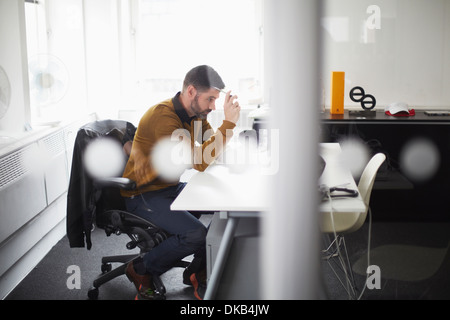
[88,254,140,299]
[322,234,358,299]
[102,254,140,265]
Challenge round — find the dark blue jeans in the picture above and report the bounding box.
[124,182,207,275]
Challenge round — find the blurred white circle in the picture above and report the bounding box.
[83,137,125,178]
[339,137,370,178]
[151,137,191,182]
[399,137,440,182]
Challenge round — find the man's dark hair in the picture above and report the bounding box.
[183,65,225,93]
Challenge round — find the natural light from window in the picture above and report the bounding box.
[23,0,263,128]
[129,0,263,109]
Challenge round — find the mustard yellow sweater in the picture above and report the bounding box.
[121,92,236,197]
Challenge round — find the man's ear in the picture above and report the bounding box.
[186,85,197,99]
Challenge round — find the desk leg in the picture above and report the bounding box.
[204,217,239,300]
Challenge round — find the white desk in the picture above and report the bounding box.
[171,143,365,299]
[174,143,365,214]
[172,164,269,213]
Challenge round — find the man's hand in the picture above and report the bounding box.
[223,91,241,124]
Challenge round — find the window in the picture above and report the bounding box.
[25,0,88,124]
[125,0,264,112]
[23,0,264,128]
[24,0,49,121]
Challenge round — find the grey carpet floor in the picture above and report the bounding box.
[322,221,450,300]
[6,216,450,300]
[5,225,196,300]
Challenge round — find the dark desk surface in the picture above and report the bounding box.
[321,110,450,124]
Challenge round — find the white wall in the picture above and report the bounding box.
[0,0,30,131]
[322,0,450,109]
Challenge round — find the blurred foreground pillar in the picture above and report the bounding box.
[261,0,324,299]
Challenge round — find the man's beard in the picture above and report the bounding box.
[190,95,211,119]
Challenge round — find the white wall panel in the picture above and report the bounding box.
[322,0,450,109]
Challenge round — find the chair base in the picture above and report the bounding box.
[87,254,190,300]
[322,234,359,300]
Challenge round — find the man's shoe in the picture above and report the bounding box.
[184,269,207,300]
[183,267,207,286]
[134,284,163,300]
[190,272,207,300]
[125,262,162,300]
[126,262,151,291]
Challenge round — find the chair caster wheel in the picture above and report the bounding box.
[101,263,112,273]
[88,287,99,300]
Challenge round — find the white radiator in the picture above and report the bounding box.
[0,113,96,299]
[0,143,47,244]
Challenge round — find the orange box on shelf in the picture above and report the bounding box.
[330,71,345,114]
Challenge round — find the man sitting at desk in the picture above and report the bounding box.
[121,65,241,300]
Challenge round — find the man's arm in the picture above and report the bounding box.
[193,91,240,171]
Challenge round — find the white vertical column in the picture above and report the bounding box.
[262,0,323,299]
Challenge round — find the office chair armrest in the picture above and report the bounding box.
[93,177,136,191]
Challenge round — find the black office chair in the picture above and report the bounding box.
[87,176,190,300]
[66,119,189,300]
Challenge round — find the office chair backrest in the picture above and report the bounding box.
[357,153,386,208]
[95,186,125,226]
[343,152,385,234]
[67,119,135,249]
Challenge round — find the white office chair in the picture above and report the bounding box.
[321,152,386,299]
